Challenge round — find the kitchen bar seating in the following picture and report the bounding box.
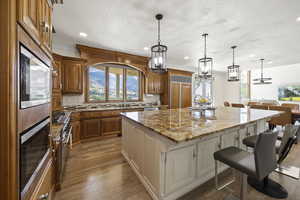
[214,131,278,200]
[243,124,300,181]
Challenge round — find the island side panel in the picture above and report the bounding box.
[122,116,266,200]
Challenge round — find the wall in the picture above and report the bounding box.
[251,63,300,104]
[52,34,236,106]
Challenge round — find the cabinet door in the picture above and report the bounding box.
[130,128,144,173]
[144,133,160,193]
[52,92,61,111]
[170,83,180,109]
[52,60,61,93]
[71,121,81,144]
[101,117,121,136]
[146,72,155,94]
[197,136,221,180]
[181,83,192,108]
[222,130,239,148]
[165,145,197,194]
[62,60,83,94]
[40,0,52,53]
[81,119,101,139]
[18,0,41,43]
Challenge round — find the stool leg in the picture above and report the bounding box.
[240,174,247,200]
[215,160,236,191]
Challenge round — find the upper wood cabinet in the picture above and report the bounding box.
[18,0,41,43]
[62,57,86,94]
[18,0,53,56]
[40,0,52,53]
[146,71,164,94]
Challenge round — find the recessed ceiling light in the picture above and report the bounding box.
[184,56,190,60]
[143,47,149,51]
[297,17,300,22]
[249,54,256,58]
[267,61,273,64]
[79,32,88,37]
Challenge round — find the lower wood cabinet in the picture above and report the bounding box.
[101,117,121,136]
[71,121,81,144]
[52,92,62,111]
[30,157,55,200]
[81,118,102,139]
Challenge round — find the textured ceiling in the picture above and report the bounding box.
[53,0,300,71]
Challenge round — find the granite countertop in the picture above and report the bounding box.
[63,104,162,112]
[121,107,281,143]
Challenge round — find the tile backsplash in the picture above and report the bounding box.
[62,94,160,106]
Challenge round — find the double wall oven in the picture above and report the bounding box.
[18,26,53,199]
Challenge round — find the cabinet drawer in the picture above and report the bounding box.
[30,158,54,200]
[71,112,80,121]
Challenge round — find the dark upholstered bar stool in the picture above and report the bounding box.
[243,125,300,180]
[242,125,300,198]
[214,131,278,200]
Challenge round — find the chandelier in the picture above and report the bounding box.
[149,14,167,73]
[227,46,240,81]
[195,33,213,81]
[253,59,272,85]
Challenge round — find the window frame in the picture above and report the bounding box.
[85,64,143,103]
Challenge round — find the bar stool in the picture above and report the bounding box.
[214,131,278,200]
[243,124,300,181]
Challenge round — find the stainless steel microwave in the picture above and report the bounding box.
[20,45,51,109]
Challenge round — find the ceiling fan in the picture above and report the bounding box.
[253,58,272,85]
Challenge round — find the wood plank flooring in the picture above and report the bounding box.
[54,137,300,200]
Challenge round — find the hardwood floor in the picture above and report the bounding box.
[55,137,300,200]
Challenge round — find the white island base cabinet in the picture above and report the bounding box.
[121,117,267,200]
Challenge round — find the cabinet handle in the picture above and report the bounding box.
[193,149,197,159]
[38,193,49,200]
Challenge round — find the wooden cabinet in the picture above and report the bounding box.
[146,72,164,94]
[161,69,193,109]
[52,92,62,111]
[30,158,55,200]
[71,121,81,144]
[181,83,192,108]
[52,59,62,93]
[101,117,121,136]
[62,58,85,94]
[40,0,52,54]
[81,118,101,139]
[17,0,53,55]
[165,145,197,194]
[18,0,41,43]
[170,82,180,109]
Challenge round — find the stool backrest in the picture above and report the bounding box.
[254,131,278,180]
[277,125,299,164]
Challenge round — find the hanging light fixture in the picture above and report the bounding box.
[253,58,272,85]
[195,33,213,81]
[149,14,167,73]
[227,46,240,81]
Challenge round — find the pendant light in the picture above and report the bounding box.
[149,14,167,73]
[253,59,272,85]
[227,46,240,81]
[195,33,213,81]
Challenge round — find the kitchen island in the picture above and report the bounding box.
[121,107,281,200]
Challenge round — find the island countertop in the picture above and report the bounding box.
[121,107,281,142]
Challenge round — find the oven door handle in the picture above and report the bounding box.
[63,127,72,145]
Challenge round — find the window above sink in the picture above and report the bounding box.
[86,63,143,103]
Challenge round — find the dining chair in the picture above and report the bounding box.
[224,101,230,107]
[281,103,299,110]
[231,103,245,108]
[247,101,260,106]
[250,104,269,110]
